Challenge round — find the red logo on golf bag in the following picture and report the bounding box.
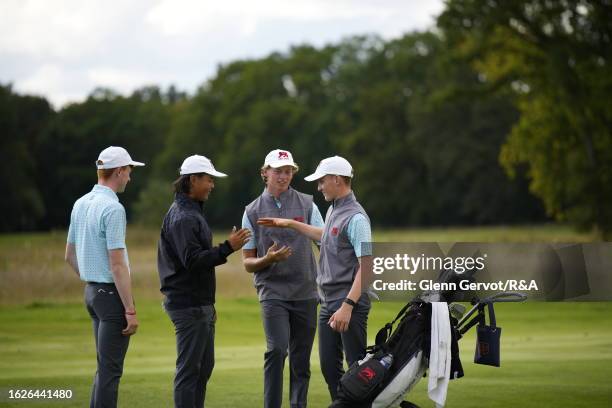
[331,227,339,236]
[358,367,376,383]
[293,216,305,222]
[478,342,490,356]
[278,151,289,159]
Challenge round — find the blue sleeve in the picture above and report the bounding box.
[104,205,127,250]
[346,213,372,257]
[241,210,256,250]
[67,209,76,244]
[310,203,325,228]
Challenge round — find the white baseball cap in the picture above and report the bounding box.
[304,156,353,181]
[96,146,145,169]
[264,149,298,169]
[180,155,228,177]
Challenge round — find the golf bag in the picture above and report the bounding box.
[329,291,526,408]
[329,301,432,408]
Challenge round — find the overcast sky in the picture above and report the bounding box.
[0,0,444,108]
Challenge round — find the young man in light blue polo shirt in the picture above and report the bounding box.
[65,146,144,408]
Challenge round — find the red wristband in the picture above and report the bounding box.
[125,310,136,316]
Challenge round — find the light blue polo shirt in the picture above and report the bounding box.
[345,213,372,257]
[67,184,128,283]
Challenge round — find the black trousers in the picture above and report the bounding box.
[85,282,130,408]
[318,294,371,401]
[260,299,318,408]
[166,305,216,408]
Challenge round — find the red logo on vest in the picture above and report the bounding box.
[278,151,289,159]
[293,216,305,222]
[358,367,376,383]
[331,227,339,236]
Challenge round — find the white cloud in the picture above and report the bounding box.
[0,0,147,59]
[146,0,395,37]
[19,64,63,92]
[0,0,445,106]
[87,67,168,94]
[16,63,81,106]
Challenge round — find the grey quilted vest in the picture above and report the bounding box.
[319,191,370,302]
[245,188,318,301]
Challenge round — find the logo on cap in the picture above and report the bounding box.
[278,151,289,159]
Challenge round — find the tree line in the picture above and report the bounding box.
[2,0,610,237]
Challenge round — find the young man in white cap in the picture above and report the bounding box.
[258,156,372,401]
[241,149,324,408]
[157,154,251,408]
[65,146,144,407]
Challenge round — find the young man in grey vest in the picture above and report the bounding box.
[242,149,324,408]
[158,155,251,408]
[258,156,372,401]
[65,146,143,407]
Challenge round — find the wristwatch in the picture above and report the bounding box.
[343,298,357,307]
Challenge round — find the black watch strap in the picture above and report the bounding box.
[343,298,357,307]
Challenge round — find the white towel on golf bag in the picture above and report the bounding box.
[428,302,451,408]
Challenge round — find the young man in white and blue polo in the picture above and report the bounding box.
[242,149,324,408]
[257,156,372,402]
[65,146,144,408]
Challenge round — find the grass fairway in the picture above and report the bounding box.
[1,299,611,407]
[1,225,610,407]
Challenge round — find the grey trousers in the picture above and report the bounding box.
[318,294,370,401]
[166,305,216,408]
[260,299,318,408]
[85,282,130,408]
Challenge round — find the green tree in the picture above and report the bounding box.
[331,33,544,225]
[0,84,54,231]
[439,0,612,236]
[135,32,546,228]
[138,47,340,227]
[37,87,170,228]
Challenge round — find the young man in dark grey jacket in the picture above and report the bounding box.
[157,154,251,408]
[258,156,372,401]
